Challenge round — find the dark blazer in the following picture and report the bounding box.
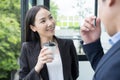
[82,39,120,80]
[19,37,79,80]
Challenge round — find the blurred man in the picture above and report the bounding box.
[80,0,120,80]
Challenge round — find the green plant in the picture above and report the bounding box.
[0,0,20,79]
[0,14,20,79]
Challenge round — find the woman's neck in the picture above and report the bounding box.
[40,36,57,48]
[40,37,55,44]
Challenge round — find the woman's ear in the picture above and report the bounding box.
[30,25,36,32]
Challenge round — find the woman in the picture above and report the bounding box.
[19,5,79,80]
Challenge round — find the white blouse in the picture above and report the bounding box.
[46,46,64,80]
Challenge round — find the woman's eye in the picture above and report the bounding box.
[40,20,45,23]
[49,16,53,19]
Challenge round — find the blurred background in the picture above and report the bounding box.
[0,0,20,80]
[0,0,111,80]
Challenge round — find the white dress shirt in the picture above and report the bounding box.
[46,46,64,80]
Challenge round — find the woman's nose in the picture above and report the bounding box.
[47,20,52,27]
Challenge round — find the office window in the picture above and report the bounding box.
[50,0,95,55]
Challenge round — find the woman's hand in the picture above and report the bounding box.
[35,47,53,73]
[80,16,101,44]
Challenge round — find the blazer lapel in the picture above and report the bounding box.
[95,40,120,72]
[33,41,49,80]
[57,38,68,80]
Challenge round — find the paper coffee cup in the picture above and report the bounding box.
[42,42,56,58]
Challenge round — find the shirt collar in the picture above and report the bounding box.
[109,32,120,46]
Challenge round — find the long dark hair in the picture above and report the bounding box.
[25,5,49,42]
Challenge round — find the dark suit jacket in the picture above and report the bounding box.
[82,39,120,80]
[19,37,79,80]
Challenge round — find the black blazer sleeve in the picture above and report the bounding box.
[70,40,79,79]
[81,39,104,70]
[19,42,40,80]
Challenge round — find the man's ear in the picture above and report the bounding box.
[30,25,36,32]
[108,0,115,6]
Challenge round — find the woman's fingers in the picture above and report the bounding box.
[38,48,53,64]
[40,48,52,57]
[40,47,48,53]
[41,53,53,61]
[35,48,54,72]
[39,55,53,64]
